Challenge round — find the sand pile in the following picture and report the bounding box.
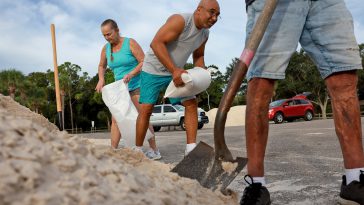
[0,95,237,205]
[205,105,246,128]
[0,95,58,132]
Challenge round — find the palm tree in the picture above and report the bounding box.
[58,62,82,132]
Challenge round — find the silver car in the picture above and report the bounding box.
[150,104,209,132]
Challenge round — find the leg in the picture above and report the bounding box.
[111,116,121,148]
[182,98,198,144]
[325,71,364,169]
[146,137,158,151]
[244,0,308,177]
[137,71,172,147]
[326,72,364,205]
[244,0,308,179]
[135,103,154,147]
[130,93,158,151]
[299,2,364,204]
[245,78,275,177]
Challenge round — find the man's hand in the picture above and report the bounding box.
[172,68,187,87]
[95,79,105,93]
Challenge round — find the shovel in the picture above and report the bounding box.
[171,0,279,194]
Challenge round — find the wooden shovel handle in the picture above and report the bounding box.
[214,0,279,160]
[50,24,62,113]
[51,24,63,130]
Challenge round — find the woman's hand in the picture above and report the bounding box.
[123,73,133,83]
[95,79,105,93]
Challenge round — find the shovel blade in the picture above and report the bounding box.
[171,141,248,193]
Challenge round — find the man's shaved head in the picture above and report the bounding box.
[194,0,220,29]
[198,0,220,9]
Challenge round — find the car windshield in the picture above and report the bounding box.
[173,105,185,111]
[269,99,286,108]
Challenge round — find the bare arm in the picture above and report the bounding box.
[123,38,145,83]
[150,14,187,87]
[95,45,107,92]
[193,39,208,69]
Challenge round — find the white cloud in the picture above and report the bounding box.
[0,0,363,76]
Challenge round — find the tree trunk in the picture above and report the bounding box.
[318,93,329,119]
[319,104,327,119]
[61,90,65,130]
[68,90,74,133]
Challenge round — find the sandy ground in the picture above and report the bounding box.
[0,94,238,205]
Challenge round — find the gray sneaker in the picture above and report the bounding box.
[339,170,364,205]
[145,149,162,160]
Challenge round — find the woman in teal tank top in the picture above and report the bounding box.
[95,19,161,160]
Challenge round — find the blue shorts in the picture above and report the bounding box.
[139,71,195,104]
[246,0,362,80]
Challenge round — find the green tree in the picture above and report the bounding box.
[47,62,83,131]
[183,62,194,70]
[197,64,225,110]
[86,69,114,130]
[276,50,329,118]
[0,69,25,99]
[223,58,248,105]
[23,72,50,113]
[60,62,82,131]
[357,44,364,97]
[180,63,226,110]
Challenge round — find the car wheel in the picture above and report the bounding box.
[274,112,284,124]
[198,123,204,129]
[304,110,313,121]
[153,126,161,132]
[180,118,186,130]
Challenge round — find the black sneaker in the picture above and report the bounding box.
[240,175,271,205]
[339,170,364,205]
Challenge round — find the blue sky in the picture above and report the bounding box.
[0,0,363,76]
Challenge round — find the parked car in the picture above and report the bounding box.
[268,96,314,124]
[150,104,209,131]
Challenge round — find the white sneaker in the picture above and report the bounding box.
[145,149,162,160]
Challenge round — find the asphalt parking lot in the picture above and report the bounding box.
[84,118,364,205]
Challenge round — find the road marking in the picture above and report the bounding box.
[271,127,334,132]
[305,132,324,135]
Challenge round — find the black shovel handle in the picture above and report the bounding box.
[214,0,279,161]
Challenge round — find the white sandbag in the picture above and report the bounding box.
[102,80,153,147]
[164,67,211,98]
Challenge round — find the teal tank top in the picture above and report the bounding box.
[106,37,140,91]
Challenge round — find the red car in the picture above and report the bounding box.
[268,95,314,124]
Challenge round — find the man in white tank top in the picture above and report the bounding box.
[135,0,220,155]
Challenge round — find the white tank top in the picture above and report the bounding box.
[142,13,209,76]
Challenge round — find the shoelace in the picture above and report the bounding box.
[241,175,263,203]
